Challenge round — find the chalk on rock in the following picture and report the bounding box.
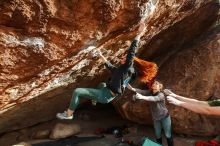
[49,123,81,139]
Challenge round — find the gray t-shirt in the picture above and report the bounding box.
[148,92,169,121]
[135,89,169,121]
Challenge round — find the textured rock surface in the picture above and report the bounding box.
[113,27,220,136]
[49,123,81,139]
[0,0,219,135]
[158,27,220,136]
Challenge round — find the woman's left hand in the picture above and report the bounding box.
[164,89,176,97]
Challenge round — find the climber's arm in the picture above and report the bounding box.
[98,50,116,72]
[125,22,146,67]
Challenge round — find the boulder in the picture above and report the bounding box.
[49,123,81,139]
[0,0,219,136]
[31,129,50,139]
[113,27,220,136]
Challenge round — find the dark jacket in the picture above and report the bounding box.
[105,39,139,95]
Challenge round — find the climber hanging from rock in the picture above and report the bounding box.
[56,22,146,120]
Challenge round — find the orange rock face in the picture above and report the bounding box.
[113,27,220,136]
[0,0,219,135]
[162,28,220,136]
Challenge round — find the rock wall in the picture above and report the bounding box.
[0,0,219,135]
[113,27,220,136]
[159,27,220,136]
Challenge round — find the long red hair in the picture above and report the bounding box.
[134,57,158,89]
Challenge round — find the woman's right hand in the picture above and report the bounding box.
[164,89,176,97]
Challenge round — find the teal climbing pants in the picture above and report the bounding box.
[153,115,172,139]
[69,82,115,110]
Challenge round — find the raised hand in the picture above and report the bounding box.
[135,22,146,40]
[138,22,146,33]
[95,49,108,63]
[96,49,102,56]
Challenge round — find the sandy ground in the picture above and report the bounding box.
[0,104,213,146]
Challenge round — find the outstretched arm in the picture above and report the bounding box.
[164,89,208,106]
[175,94,208,106]
[124,23,146,67]
[135,22,146,41]
[127,84,150,95]
[97,49,116,72]
[167,96,220,116]
[181,103,220,116]
[98,49,108,63]
[135,92,164,102]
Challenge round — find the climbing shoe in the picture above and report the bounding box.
[56,111,73,120]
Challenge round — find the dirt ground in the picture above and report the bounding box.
[0,104,214,146]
